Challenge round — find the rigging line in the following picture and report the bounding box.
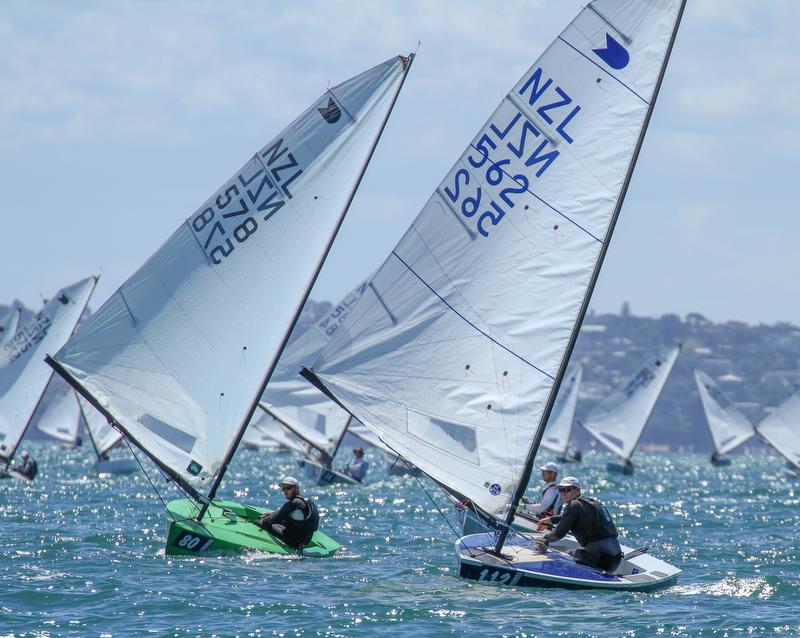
[123,438,181,522]
[556,36,648,105]
[391,251,555,381]
[409,471,462,541]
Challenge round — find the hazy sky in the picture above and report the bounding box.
[2,1,798,325]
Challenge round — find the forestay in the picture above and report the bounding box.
[308,0,686,516]
[35,382,82,445]
[580,345,680,461]
[50,56,410,493]
[0,277,96,462]
[694,369,754,456]
[77,395,122,459]
[756,390,800,470]
[541,366,583,457]
[0,308,21,348]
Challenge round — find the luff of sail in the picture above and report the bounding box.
[49,56,412,496]
[306,0,686,519]
[580,345,680,461]
[694,369,754,456]
[0,277,97,463]
[755,390,800,470]
[541,365,583,457]
[0,308,21,348]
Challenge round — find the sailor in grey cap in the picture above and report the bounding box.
[517,461,562,519]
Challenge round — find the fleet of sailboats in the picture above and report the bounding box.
[1,0,796,598]
[580,345,681,474]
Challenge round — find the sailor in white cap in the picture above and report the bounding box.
[518,461,562,519]
[538,476,623,572]
[255,476,319,549]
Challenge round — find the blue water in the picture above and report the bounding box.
[2,444,798,637]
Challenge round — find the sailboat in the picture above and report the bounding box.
[580,345,681,475]
[0,277,97,480]
[47,54,414,557]
[242,409,307,453]
[694,369,755,466]
[35,380,83,448]
[755,389,800,478]
[0,307,21,347]
[303,0,686,590]
[348,420,421,476]
[541,366,583,463]
[75,394,138,474]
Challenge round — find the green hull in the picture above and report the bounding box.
[165,499,340,557]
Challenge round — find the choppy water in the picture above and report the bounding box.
[1,444,798,637]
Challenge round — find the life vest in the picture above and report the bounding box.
[577,496,618,542]
[286,496,320,546]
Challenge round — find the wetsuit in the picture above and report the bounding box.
[257,496,319,549]
[543,496,622,572]
[14,457,38,480]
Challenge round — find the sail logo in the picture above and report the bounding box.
[3,312,52,363]
[489,483,502,496]
[318,98,342,124]
[592,33,629,70]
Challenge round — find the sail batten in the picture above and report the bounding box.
[49,56,412,499]
[309,0,686,528]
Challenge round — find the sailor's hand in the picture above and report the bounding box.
[537,516,553,527]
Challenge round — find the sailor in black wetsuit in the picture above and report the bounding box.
[256,476,319,549]
[13,451,38,480]
[539,476,623,573]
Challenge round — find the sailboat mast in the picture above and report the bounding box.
[329,414,354,461]
[199,54,415,518]
[493,1,687,554]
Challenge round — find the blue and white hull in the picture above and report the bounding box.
[302,459,360,486]
[456,532,680,591]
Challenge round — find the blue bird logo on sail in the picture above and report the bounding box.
[592,33,629,70]
[318,98,342,124]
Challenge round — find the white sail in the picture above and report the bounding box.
[349,419,395,457]
[51,56,411,492]
[694,369,754,456]
[580,345,680,460]
[308,1,685,516]
[541,365,583,456]
[35,382,82,446]
[0,308,21,347]
[77,395,122,458]
[0,277,97,462]
[756,390,800,470]
[244,409,307,455]
[260,402,342,455]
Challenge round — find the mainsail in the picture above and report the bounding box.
[0,308,21,347]
[0,277,97,463]
[48,56,413,500]
[244,409,308,455]
[580,345,680,461]
[694,369,754,456]
[306,0,686,520]
[35,381,82,446]
[755,390,800,470]
[541,365,583,457]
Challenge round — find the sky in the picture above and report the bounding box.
[1,1,798,325]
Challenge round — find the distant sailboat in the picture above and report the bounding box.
[304,0,686,590]
[541,366,583,463]
[0,307,21,347]
[47,54,414,556]
[755,389,800,478]
[242,409,307,454]
[0,277,97,480]
[580,345,681,475]
[35,380,83,448]
[694,369,754,466]
[75,395,138,474]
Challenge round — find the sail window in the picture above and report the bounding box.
[137,414,196,454]
[407,409,479,464]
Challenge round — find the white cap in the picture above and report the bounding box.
[539,461,560,474]
[278,476,299,487]
[557,476,580,489]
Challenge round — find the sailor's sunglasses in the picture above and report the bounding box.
[557,486,575,493]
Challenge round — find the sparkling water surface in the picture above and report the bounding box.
[2,444,798,637]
